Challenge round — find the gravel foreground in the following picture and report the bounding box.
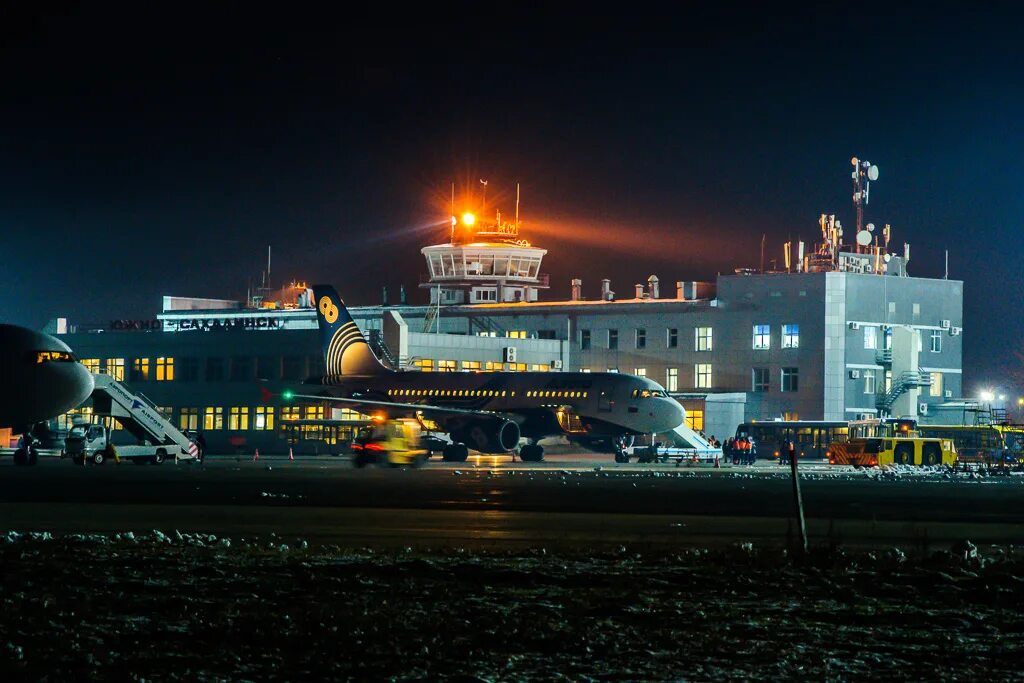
[2,532,1023,681]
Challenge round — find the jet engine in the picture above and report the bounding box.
[453,418,520,454]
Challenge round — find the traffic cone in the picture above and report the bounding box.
[254,448,260,462]
[288,447,294,462]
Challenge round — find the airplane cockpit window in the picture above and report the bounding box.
[631,388,668,399]
[33,350,77,364]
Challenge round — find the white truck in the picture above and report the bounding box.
[64,373,198,465]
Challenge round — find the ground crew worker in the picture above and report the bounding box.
[779,439,789,465]
[788,439,796,465]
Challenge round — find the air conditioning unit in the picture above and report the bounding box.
[503,346,518,363]
[950,327,961,336]
[848,369,861,379]
[918,402,929,416]
[944,390,953,399]
[940,320,951,329]
[848,322,861,330]
[550,359,563,370]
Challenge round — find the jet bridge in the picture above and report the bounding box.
[90,374,197,459]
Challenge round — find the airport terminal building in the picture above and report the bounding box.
[53,212,964,453]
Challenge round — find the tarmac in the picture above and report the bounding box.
[2,452,1023,549]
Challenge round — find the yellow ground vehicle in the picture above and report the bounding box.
[828,418,956,467]
[351,419,429,468]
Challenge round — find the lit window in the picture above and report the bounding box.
[783,412,799,421]
[229,406,249,430]
[509,363,527,372]
[665,368,678,392]
[155,357,174,381]
[484,361,502,371]
[782,324,799,349]
[280,406,301,421]
[415,359,434,372]
[131,358,150,381]
[530,364,550,372]
[687,409,704,432]
[781,367,799,392]
[864,370,876,395]
[305,406,324,420]
[930,329,942,353]
[506,330,527,339]
[753,325,770,350]
[254,406,275,430]
[752,367,769,392]
[635,329,646,349]
[204,406,223,430]
[104,358,125,381]
[930,372,943,397]
[462,360,481,371]
[608,329,618,350]
[695,327,713,352]
[667,328,678,348]
[438,360,456,372]
[695,363,712,389]
[580,329,591,350]
[178,407,199,431]
[633,368,646,377]
[81,358,101,374]
[580,368,591,373]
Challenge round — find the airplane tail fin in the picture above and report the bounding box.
[312,285,390,377]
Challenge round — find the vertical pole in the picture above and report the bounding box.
[515,182,521,227]
[790,446,808,556]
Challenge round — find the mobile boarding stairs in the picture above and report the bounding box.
[90,373,198,460]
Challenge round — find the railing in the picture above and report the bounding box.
[876,371,932,411]
[875,349,893,364]
[366,330,399,370]
[418,272,550,287]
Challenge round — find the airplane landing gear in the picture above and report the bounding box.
[13,426,39,466]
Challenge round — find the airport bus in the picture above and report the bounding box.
[733,421,849,461]
[917,424,1022,466]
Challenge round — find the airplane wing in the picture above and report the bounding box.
[287,392,513,421]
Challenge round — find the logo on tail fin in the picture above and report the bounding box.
[312,285,389,377]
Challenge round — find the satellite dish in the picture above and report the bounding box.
[856,230,872,246]
[867,222,875,232]
[868,165,879,181]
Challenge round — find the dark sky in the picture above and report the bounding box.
[1,4,1021,392]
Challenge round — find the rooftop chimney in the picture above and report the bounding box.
[647,275,659,299]
[634,283,644,299]
[676,281,685,300]
[570,278,582,301]
[601,278,614,301]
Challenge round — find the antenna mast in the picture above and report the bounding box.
[515,182,520,227]
[851,157,879,253]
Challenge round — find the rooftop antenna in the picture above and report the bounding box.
[851,156,879,253]
[479,178,488,215]
[760,234,766,273]
[450,182,456,242]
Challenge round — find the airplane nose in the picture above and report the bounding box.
[652,398,685,432]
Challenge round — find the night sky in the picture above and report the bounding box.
[1,5,1021,392]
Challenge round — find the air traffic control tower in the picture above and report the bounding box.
[420,191,549,306]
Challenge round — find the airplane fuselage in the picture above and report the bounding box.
[307,370,685,440]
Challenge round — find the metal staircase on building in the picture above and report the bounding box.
[468,315,506,337]
[875,349,893,364]
[876,371,931,412]
[366,330,399,370]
